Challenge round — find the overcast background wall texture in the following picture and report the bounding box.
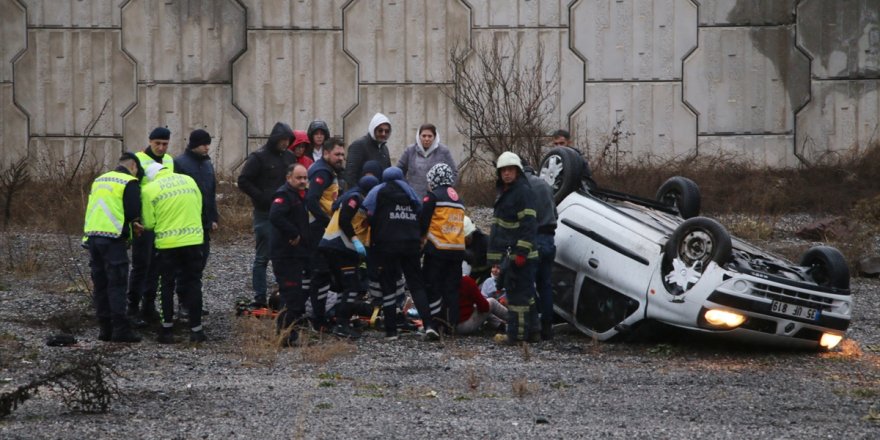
[0,0,878,174]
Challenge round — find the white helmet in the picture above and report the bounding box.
[496,151,523,170]
[462,216,475,237]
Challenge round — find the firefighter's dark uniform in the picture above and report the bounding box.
[420,185,466,333]
[305,158,339,329]
[269,181,310,342]
[319,176,379,338]
[83,163,142,342]
[488,164,539,343]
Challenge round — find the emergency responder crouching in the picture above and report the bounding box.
[141,163,207,343]
[488,152,539,344]
[364,167,437,340]
[83,152,144,343]
[319,175,380,339]
[269,163,311,347]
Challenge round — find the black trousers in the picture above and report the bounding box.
[374,249,431,335]
[89,237,130,325]
[423,254,462,333]
[325,249,361,325]
[305,249,332,327]
[175,231,210,302]
[156,245,204,329]
[271,256,308,329]
[128,230,159,311]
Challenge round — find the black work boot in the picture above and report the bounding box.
[541,320,554,341]
[189,329,207,343]
[98,319,113,342]
[157,326,175,344]
[110,321,142,343]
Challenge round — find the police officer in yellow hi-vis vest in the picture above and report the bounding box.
[128,126,175,326]
[83,152,144,343]
[141,163,206,344]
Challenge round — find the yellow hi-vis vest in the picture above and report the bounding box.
[83,170,137,239]
[426,188,466,252]
[322,203,371,252]
[141,169,203,250]
[135,150,174,185]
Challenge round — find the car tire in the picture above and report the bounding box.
[656,176,701,219]
[539,147,585,204]
[662,217,733,292]
[800,246,850,291]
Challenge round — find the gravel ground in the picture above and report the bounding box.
[1,213,879,439]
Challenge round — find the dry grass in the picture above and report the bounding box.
[298,336,356,365]
[511,377,536,398]
[213,178,254,243]
[0,332,22,368]
[0,233,45,276]
[725,215,777,241]
[465,367,480,392]
[232,317,281,367]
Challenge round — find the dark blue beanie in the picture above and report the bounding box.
[149,127,171,140]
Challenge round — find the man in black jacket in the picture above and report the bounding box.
[174,129,218,315]
[343,113,392,189]
[269,163,311,346]
[237,122,295,308]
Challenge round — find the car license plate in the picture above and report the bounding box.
[771,300,820,321]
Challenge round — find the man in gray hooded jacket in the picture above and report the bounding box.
[343,113,392,189]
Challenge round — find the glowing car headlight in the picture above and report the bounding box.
[820,333,843,350]
[703,309,746,328]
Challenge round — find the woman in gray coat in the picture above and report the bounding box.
[397,123,457,197]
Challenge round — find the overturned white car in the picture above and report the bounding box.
[540,147,852,350]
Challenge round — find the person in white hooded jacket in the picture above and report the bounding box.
[343,112,392,189]
[397,123,457,197]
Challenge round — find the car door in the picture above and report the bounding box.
[555,197,659,339]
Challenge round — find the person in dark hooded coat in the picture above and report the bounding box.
[237,122,296,307]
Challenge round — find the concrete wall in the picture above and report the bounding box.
[1,0,878,174]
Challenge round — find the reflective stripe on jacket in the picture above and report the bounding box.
[487,174,537,263]
[83,171,137,239]
[422,185,465,257]
[320,192,370,256]
[142,170,203,249]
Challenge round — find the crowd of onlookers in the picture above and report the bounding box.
[84,111,588,346]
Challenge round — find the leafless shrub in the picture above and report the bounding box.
[444,36,560,176]
[465,367,480,392]
[0,349,121,417]
[1,233,44,276]
[0,157,30,230]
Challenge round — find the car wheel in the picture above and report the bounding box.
[539,147,584,204]
[663,217,732,292]
[656,176,701,219]
[800,246,850,291]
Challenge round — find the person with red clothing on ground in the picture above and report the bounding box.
[456,275,507,335]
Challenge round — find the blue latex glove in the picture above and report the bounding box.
[352,238,367,257]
